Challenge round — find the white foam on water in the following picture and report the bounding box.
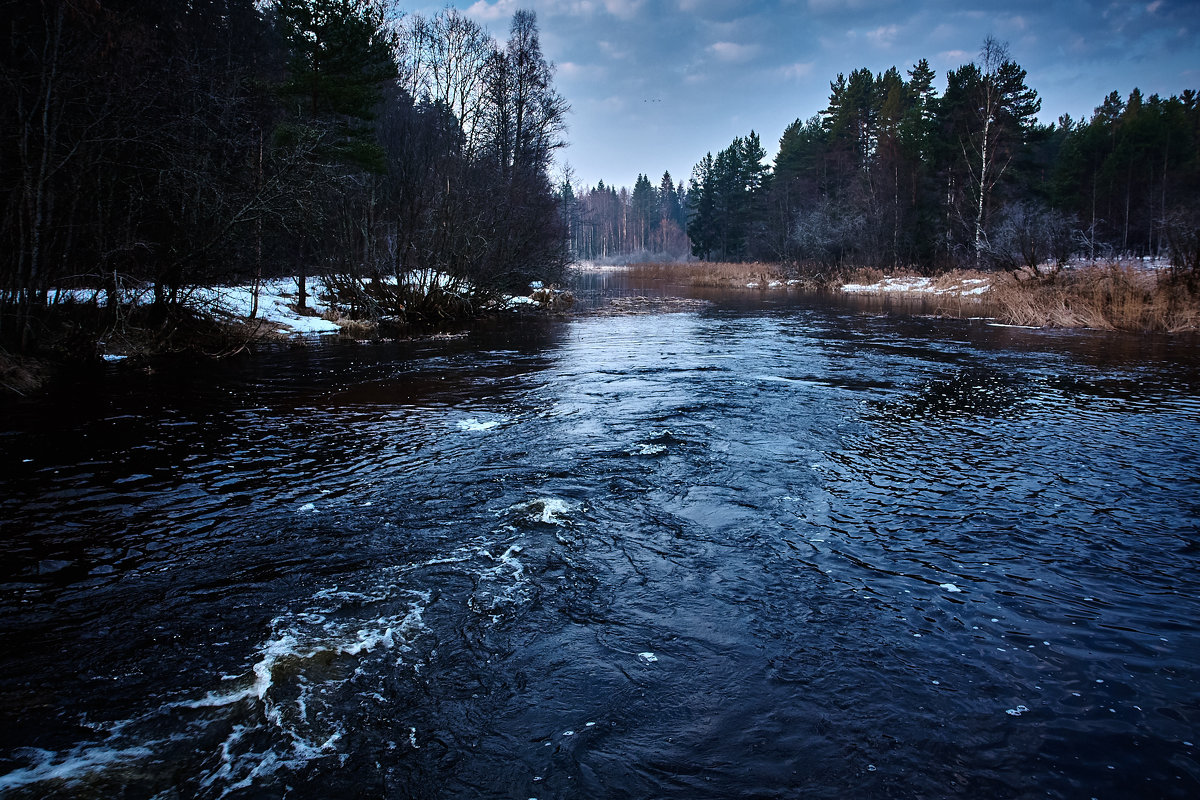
[457,418,502,432]
[6,523,549,796]
[468,541,535,616]
[637,652,658,664]
[635,443,667,456]
[939,583,963,593]
[507,498,576,526]
[184,585,434,793]
[297,502,316,513]
[1005,705,1030,716]
[0,745,157,792]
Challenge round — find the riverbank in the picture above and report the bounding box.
[597,260,1200,333]
[842,263,1200,333]
[1,277,573,397]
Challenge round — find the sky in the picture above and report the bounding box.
[408,0,1200,191]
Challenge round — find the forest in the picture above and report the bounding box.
[5,3,1199,360]
[1,0,569,354]
[572,38,1199,278]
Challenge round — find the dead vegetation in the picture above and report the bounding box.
[623,262,805,288]
[988,263,1200,332]
[619,260,1200,333]
[0,348,50,397]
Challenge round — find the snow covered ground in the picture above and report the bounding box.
[840,276,991,297]
[195,279,342,335]
[54,275,551,339]
[55,278,342,336]
[839,258,1174,298]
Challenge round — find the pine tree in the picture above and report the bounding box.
[275,0,396,161]
[631,173,656,251]
[688,153,717,260]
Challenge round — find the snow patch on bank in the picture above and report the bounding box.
[197,280,342,335]
[840,276,991,297]
[53,273,566,342]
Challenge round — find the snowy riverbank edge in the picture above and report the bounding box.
[52,276,569,362]
[839,275,991,297]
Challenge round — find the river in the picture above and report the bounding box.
[2,279,1199,798]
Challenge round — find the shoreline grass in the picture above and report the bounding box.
[613,260,1200,333]
[987,263,1199,332]
[620,261,823,289]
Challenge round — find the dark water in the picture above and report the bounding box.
[2,285,1199,798]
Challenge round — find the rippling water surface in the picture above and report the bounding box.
[2,291,1199,798]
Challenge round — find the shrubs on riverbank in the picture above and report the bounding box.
[0,276,573,397]
[615,260,1200,332]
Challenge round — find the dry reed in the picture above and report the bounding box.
[624,262,793,288]
[988,262,1200,332]
[0,348,49,396]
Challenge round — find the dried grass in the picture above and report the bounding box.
[0,348,50,397]
[320,309,379,337]
[988,262,1200,332]
[841,266,888,287]
[624,262,793,288]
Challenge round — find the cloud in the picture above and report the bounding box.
[780,61,816,81]
[678,0,747,18]
[807,0,897,12]
[707,41,761,62]
[866,24,900,46]
[465,0,517,23]
[557,61,592,80]
[601,0,645,19]
[596,95,628,113]
[559,1,597,14]
[929,22,958,41]
[598,40,631,60]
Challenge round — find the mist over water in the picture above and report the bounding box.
[2,287,1199,798]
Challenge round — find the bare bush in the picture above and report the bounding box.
[1164,206,1200,285]
[790,198,867,267]
[985,201,1077,276]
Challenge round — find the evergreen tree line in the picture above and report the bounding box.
[1,1,569,352]
[558,171,691,261]
[680,38,1200,274]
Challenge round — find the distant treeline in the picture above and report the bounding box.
[578,38,1199,275]
[1,1,568,351]
[560,173,691,261]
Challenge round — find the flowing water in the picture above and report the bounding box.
[2,282,1199,798]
